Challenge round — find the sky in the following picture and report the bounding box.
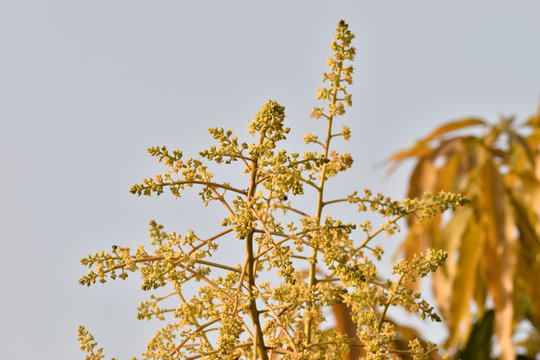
[1,1,540,359]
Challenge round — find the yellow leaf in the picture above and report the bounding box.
[431,137,467,159]
[436,154,460,192]
[478,154,516,359]
[423,118,486,143]
[494,206,517,360]
[394,224,424,262]
[507,130,536,166]
[445,217,484,348]
[407,158,438,200]
[385,143,434,175]
[432,206,473,321]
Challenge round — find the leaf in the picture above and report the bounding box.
[431,136,468,159]
[473,271,488,316]
[528,266,540,331]
[392,107,540,357]
[422,118,486,143]
[394,223,425,263]
[432,206,473,320]
[488,147,509,161]
[477,151,506,259]
[478,154,516,359]
[407,158,438,201]
[512,164,540,238]
[507,129,536,166]
[496,205,518,360]
[385,142,434,175]
[511,189,540,329]
[459,309,495,360]
[445,216,484,348]
[507,189,538,258]
[435,154,461,192]
[525,105,540,127]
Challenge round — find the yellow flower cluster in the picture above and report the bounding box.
[79,21,463,360]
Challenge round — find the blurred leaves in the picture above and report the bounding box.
[459,310,494,360]
[389,107,540,359]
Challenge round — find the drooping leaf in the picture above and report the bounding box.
[389,108,540,356]
[435,154,461,194]
[497,205,518,360]
[432,206,473,320]
[407,158,438,212]
[394,223,423,264]
[507,129,536,167]
[445,216,484,348]
[459,309,495,360]
[477,153,516,359]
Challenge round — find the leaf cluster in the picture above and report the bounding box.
[389,108,540,358]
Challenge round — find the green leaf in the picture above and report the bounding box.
[459,309,495,360]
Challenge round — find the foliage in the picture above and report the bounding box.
[458,310,494,360]
[79,21,466,360]
[388,108,540,359]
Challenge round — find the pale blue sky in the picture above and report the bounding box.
[1,1,540,359]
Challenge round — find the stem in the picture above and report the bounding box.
[253,284,298,353]
[184,342,254,360]
[305,63,343,344]
[377,273,405,331]
[138,180,248,196]
[322,198,350,206]
[169,318,220,357]
[246,133,269,360]
[356,214,406,250]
